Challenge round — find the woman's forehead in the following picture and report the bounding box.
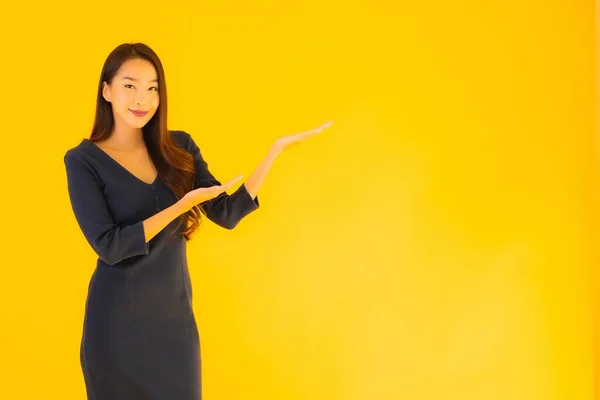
[117,59,158,82]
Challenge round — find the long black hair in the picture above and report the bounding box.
[89,42,203,240]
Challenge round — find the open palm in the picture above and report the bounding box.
[182,174,244,211]
[274,121,333,152]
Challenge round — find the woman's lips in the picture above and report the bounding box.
[130,109,148,117]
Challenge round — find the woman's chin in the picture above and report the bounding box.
[126,117,150,128]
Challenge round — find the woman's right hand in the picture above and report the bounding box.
[180,175,244,212]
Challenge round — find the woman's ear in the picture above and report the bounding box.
[102,82,111,103]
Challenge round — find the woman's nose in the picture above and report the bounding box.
[135,92,149,105]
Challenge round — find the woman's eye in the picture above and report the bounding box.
[124,84,157,91]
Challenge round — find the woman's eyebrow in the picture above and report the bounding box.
[123,76,159,83]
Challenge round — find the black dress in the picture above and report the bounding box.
[63,130,260,400]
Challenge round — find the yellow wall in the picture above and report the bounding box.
[0,1,596,399]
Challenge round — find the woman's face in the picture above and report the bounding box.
[102,58,160,130]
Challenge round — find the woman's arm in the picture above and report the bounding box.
[142,175,241,241]
[181,121,332,229]
[64,153,236,264]
[185,133,260,229]
[242,145,281,200]
[141,201,188,243]
[64,154,151,265]
[244,121,333,198]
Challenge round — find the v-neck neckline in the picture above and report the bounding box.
[83,138,159,186]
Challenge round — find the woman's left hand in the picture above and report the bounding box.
[273,121,333,153]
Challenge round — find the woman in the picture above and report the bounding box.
[64,42,332,400]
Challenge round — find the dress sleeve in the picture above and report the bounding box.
[186,133,260,229]
[64,154,149,265]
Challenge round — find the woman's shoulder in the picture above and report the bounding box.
[64,138,93,163]
[170,129,193,149]
[63,139,104,183]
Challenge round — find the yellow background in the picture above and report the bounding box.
[0,1,597,399]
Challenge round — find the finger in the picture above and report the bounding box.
[222,175,244,189]
[226,174,244,185]
[312,121,333,131]
[301,130,321,138]
[297,121,333,136]
[298,128,321,136]
[308,123,331,134]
